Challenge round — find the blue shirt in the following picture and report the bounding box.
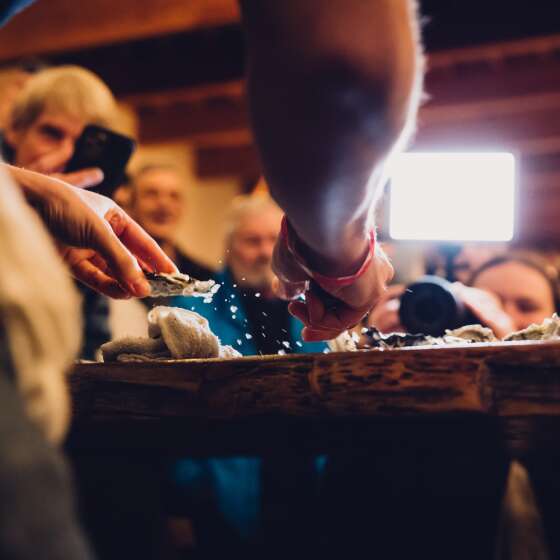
[172,268,327,356]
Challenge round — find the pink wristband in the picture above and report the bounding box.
[280,216,376,290]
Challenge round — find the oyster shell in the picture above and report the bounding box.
[504,313,560,341]
[145,271,219,298]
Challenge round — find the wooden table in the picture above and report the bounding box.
[67,340,560,459]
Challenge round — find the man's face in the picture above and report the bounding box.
[229,208,282,291]
[132,168,183,242]
[7,108,85,173]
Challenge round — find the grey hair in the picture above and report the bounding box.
[224,194,282,243]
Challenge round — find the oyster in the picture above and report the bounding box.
[504,313,560,341]
[145,271,219,298]
[446,324,498,343]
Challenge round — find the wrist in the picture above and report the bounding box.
[281,216,376,290]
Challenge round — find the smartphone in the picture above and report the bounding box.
[66,124,136,198]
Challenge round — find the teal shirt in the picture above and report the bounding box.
[170,269,327,539]
[172,268,327,356]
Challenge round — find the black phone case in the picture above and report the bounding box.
[66,124,135,197]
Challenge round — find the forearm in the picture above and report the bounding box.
[2,163,60,204]
[241,0,423,275]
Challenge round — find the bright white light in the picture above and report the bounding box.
[389,152,515,241]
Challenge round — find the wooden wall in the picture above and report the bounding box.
[2,2,560,247]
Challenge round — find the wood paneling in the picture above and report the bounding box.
[0,0,239,60]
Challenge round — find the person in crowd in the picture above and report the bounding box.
[130,164,213,280]
[0,59,47,136]
[169,193,327,556]
[173,193,327,355]
[467,252,559,332]
[367,251,559,337]
[3,65,126,358]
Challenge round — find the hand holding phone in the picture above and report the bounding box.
[65,124,136,198]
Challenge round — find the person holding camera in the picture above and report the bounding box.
[366,251,559,338]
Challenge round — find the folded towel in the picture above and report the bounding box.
[100,306,240,362]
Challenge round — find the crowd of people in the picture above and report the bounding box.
[1,0,560,559]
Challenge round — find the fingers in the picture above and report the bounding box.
[54,168,104,189]
[85,214,152,297]
[67,252,131,299]
[288,291,368,341]
[106,210,177,274]
[28,148,73,175]
[273,276,307,300]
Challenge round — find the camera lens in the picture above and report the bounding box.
[399,275,476,336]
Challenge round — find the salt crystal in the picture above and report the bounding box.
[236,339,242,346]
[278,349,286,355]
[296,341,303,347]
[232,315,237,319]
[245,333,253,339]
[255,292,261,298]
[282,341,291,349]
[230,306,238,313]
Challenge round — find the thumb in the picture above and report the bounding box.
[55,168,104,189]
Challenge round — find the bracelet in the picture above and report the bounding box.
[280,216,376,291]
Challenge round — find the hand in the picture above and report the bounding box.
[366,284,406,333]
[451,283,515,338]
[5,164,177,298]
[25,148,105,189]
[273,233,394,341]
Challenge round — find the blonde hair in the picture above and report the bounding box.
[9,65,117,131]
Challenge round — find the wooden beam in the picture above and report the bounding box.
[132,82,250,144]
[429,34,560,70]
[194,144,260,178]
[0,0,240,61]
[67,341,560,457]
[18,25,246,97]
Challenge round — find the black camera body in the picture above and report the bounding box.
[398,275,478,336]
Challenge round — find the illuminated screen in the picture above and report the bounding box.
[389,152,515,241]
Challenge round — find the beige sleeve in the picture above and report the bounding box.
[0,166,81,443]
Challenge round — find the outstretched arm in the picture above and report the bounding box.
[241,0,424,339]
[4,164,177,298]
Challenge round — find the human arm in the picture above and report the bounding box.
[3,164,177,298]
[240,0,423,339]
[451,283,515,338]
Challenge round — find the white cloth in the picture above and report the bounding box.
[101,306,241,361]
[0,166,81,443]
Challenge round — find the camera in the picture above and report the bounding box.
[398,275,478,336]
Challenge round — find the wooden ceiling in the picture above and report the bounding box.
[2,0,560,245]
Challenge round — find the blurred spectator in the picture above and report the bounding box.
[0,59,47,133]
[130,164,213,280]
[170,193,327,555]
[173,192,327,355]
[366,250,559,338]
[112,171,133,213]
[466,251,559,332]
[3,65,120,358]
